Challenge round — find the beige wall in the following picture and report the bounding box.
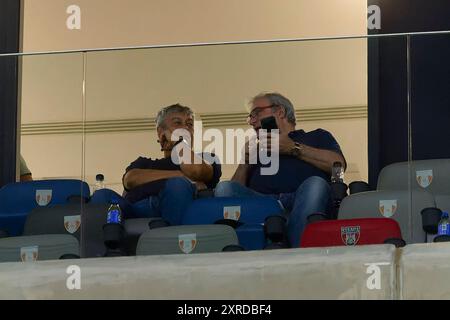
[22,0,367,52]
[20,0,368,193]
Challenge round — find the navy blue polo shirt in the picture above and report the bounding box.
[123,153,221,203]
[247,129,344,194]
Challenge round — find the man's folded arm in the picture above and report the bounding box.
[123,169,184,191]
[297,144,347,175]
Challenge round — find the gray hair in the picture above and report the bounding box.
[251,92,296,125]
[155,103,194,128]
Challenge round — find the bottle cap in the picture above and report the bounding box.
[442,211,449,218]
[96,174,105,182]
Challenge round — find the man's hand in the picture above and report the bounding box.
[259,132,295,156]
[160,131,178,151]
[195,181,208,191]
[278,132,296,155]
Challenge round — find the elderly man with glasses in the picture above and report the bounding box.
[215,92,346,247]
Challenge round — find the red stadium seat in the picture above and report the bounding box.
[300,218,404,248]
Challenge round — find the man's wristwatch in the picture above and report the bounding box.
[291,142,304,158]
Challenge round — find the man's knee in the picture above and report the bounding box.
[164,177,195,194]
[91,188,120,203]
[297,176,331,195]
[214,181,238,197]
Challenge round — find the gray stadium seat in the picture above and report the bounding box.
[24,203,109,258]
[435,194,450,213]
[123,217,163,255]
[0,234,79,263]
[377,159,450,195]
[136,225,239,256]
[338,190,435,244]
[23,203,82,240]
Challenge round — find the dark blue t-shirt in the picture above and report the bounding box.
[247,129,344,194]
[123,153,221,203]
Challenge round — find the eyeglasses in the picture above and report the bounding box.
[246,104,277,120]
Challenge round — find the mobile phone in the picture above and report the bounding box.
[260,116,278,131]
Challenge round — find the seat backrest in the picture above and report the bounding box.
[23,203,110,258]
[435,194,450,213]
[136,225,238,256]
[182,197,283,225]
[0,179,90,213]
[123,217,163,255]
[78,203,110,258]
[0,234,79,263]
[300,218,402,248]
[23,203,83,240]
[338,190,435,244]
[377,159,450,195]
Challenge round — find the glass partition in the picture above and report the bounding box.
[5,31,450,263]
[83,38,369,193]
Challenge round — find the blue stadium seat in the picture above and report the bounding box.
[182,197,284,250]
[0,179,90,236]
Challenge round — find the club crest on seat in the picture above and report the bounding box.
[20,246,39,262]
[416,169,433,188]
[35,190,52,206]
[379,199,397,218]
[64,215,81,234]
[223,206,241,221]
[341,226,360,246]
[178,233,197,254]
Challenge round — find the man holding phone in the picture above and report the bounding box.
[215,92,346,247]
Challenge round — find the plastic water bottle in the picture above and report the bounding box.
[438,211,450,235]
[331,161,344,183]
[93,174,105,193]
[106,198,122,224]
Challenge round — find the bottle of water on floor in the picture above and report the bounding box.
[107,198,122,224]
[438,211,450,235]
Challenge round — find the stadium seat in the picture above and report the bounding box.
[300,218,404,248]
[23,203,83,240]
[434,194,450,213]
[21,202,107,258]
[0,234,79,263]
[123,217,164,255]
[338,190,435,244]
[235,224,266,251]
[0,180,90,236]
[182,197,285,250]
[136,224,239,255]
[377,159,450,195]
